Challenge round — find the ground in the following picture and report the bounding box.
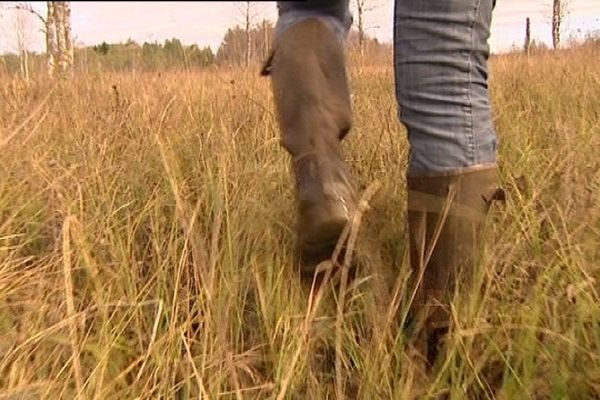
[0,44,599,399]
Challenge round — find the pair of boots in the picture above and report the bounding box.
[263,17,502,368]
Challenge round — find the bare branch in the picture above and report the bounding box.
[231,2,266,28]
[353,0,382,55]
[10,2,46,25]
[230,2,267,67]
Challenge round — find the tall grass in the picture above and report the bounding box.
[1,43,599,399]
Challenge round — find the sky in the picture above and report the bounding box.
[1,1,599,55]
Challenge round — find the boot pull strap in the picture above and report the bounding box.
[260,49,275,77]
[407,189,487,223]
[482,187,506,205]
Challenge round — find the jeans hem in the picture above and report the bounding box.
[274,11,350,43]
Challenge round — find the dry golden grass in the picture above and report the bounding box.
[1,43,599,399]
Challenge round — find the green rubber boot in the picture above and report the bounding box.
[407,167,504,368]
[265,18,357,275]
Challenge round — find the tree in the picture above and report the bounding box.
[45,1,56,73]
[552,0,561,49]
[232,2,266,68]
[12,7,35,79]
[353,0,381,57]
[551,0,569,49]
[187,44,215,68]
[93,41,110,55]
[62,2,73,70]
[216,19,274,67]
[8,1,73,75]
[52,2,73,73]
[217,25,245,66]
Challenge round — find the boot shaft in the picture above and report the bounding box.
[265,18,358,273]
[408,168,503,292]
[269,18,353,158]
[407,167,504,367]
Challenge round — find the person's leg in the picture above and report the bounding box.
[264,2,356,277]
[262,6,357,391]
[394,0,504,367]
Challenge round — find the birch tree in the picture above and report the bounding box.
[7,1,73,75]
[54,1,66,71]
[552,0,561,49]
[63,1,73,69]
[12,7,34,79]
[233,2,265,68]
[551,0,570,49]
[45,1,56,74]
[353,0,381,58]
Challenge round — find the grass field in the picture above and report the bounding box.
[1,43,599,399]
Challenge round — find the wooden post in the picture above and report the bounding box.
[245,1,251,68]
[524,17,531,55]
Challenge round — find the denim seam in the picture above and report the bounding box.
[466,0,482,166]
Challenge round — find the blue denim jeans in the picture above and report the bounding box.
[275,0,498,177]
[274,8,351,45]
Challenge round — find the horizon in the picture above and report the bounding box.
[1,1,599,56]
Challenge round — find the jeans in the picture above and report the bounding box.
[275,0,498,177]
[274,8,352,44]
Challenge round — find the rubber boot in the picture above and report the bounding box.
[265,18,357,276]
[407,167,504,368]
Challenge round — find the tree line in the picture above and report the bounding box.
[6,0,594,77]
[1,15,390,76]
